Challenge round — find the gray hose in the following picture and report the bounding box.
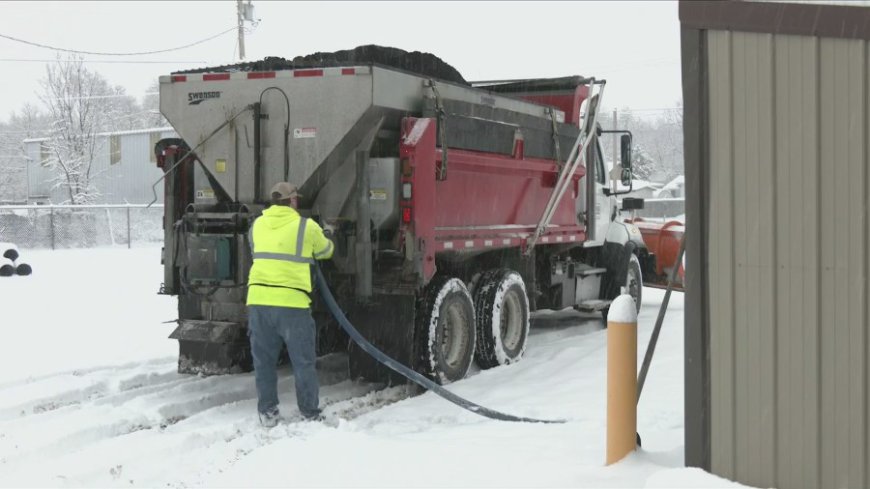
[314,266,565,424]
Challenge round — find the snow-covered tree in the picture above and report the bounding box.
[38,55,131,204]
[0,104,49,202]
[141,80,168,128]
[598,102,683,183]
[629,143,657,180]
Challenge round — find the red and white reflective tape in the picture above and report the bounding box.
[162,66,370,83]
[437,235,582,251]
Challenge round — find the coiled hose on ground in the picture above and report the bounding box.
[314,266,565,424]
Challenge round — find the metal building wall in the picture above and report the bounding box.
[24,128,174,204]
[99,130,175,204]
[24,142,51,201]
[696,13,870,489]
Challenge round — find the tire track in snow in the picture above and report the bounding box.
[0,356,177,391]
[161,383,413,487]
[0,360,184,421]
[0,374,254,465]
[0,353,368,468]
[0,378,410,487]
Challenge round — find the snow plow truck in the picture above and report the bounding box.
[154,46,672,385]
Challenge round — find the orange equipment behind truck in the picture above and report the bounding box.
[626,218,685,291]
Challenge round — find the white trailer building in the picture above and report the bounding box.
[24,127,176,205]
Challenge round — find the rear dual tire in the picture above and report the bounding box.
[416,270,531,383]
[473,269,530,369]
[417,277,476,384]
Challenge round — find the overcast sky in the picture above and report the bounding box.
[0,1,681,122]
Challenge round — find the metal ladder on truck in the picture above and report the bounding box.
[525,79,610,313]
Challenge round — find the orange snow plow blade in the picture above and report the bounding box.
[627,218,685,291]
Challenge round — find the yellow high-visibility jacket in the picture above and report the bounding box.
[247,205,334,308]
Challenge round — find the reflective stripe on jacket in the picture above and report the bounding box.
[246,205,334,308]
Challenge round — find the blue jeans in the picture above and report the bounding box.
[247,305,320,418]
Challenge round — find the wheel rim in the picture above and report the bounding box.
[500,288,524,353]
[441,301,469,369]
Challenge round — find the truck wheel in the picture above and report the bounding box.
[417,277,476,384]
[602,254,643,322]
[626,254,643,312]
[473,269,530,369]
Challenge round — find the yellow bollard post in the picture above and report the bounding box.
[606,294,638,465]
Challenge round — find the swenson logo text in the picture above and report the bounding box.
[188,91,221,105]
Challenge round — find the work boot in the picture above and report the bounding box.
[302,409,323,422]
[259,409,281,428]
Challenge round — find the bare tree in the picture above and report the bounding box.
[39,55,128,204]
[0,104,49,202]
[599,103,684,183]
[142,80,168,128]
[106,84,144,132]
[0,123,26,202]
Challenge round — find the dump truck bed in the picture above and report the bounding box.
[161,66,568,201]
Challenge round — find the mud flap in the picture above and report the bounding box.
[169,320,252,375]
[346,294,416,385]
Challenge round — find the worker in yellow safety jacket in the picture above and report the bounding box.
[247,181,334,427]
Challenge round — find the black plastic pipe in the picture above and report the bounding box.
[314,265,565,424]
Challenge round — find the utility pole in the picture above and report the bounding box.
[236,0,246,61]
[612,108,618,166]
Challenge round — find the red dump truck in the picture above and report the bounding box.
[154,47,682,384]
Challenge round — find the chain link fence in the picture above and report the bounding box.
[0,199,682,250]
[0,204,164,249]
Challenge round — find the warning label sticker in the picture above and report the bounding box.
[196,189,215,199]
[369,189,387,201]
[293,127,317,139]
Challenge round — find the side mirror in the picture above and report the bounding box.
[621,168,632,187]
[620,134,632,170]
[619,134,632,187]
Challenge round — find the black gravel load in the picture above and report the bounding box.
[176,45,468,85]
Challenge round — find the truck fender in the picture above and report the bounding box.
[604,220,647,249]
[599,221,647,301]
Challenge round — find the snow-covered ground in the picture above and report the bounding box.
[0,247,745,488]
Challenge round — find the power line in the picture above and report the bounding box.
[601,107,681,113]
[622,107,682,112]
[41,92,158,102]
[0,58,210,65]
[0,27,236,56]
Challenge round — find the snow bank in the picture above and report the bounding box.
[0,241,18,252]
[0,247,754,488]
[0,247,177,383]
[645,467,751,488]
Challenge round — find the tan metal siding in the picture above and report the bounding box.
[773,34,821,489]
[708,30,870,489]
[709,28,736,480]
[733,31,777,488]
[818,37,867,489]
